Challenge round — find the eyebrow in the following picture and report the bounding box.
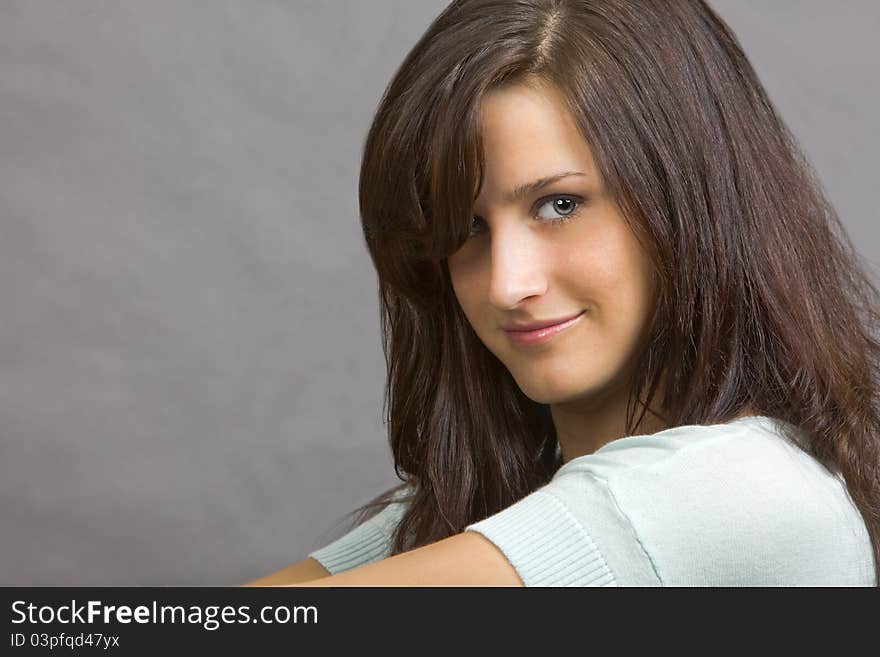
[502,170,592,204]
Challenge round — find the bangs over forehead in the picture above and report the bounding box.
[426,73,599,261]
[421,82,488,261]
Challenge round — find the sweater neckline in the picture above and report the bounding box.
[559,415,785,468]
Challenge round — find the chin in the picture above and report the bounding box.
[514,363,625,404]
[511,375,593,406]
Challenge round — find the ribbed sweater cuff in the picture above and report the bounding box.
[464,490,616,587]
[307,520,394,575]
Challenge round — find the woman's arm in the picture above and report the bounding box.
[242,557,331,587]
[286,532,524,587]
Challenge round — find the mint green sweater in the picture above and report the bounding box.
[308,416,876,586]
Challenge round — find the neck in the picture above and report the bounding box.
[552,384,760,463]
[552,391,670,464]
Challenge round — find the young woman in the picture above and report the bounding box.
[246,0,879,586]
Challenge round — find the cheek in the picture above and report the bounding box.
[565,233,627,300]
[448,262,482,321]
[566,231,654,329]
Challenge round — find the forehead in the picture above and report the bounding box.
[475,81,597,202]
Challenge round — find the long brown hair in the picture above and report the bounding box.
[339,0,880,584]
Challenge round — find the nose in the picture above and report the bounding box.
[486,221,548,310]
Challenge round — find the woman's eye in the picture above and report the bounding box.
[469,215,487,237]
[468,195,583,238]
[536,196,582,223]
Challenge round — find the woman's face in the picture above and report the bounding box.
[446,80,658,408]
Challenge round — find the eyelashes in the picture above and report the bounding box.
[468,194,585,238]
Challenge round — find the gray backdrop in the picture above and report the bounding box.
[1,1,877,586]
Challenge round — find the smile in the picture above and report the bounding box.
[504,310,586,346]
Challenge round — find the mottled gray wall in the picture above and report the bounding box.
[1,1,877,585]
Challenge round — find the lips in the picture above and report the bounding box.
[503,311,586,332]
[503,310,586,346]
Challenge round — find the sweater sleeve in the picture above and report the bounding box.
[463,419,877,586]
[463,471,660,587]
[307,487,412,576]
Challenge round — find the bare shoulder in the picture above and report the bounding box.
[242,557,331,587]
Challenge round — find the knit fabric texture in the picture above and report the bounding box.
[308,416,876,586]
